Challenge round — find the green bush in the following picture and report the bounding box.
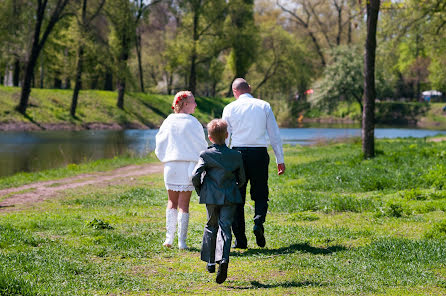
[424,220,446,238]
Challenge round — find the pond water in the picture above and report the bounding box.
[1,127,445,177]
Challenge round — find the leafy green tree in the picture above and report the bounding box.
[16,0,72,114]
[71,0,106,117]
[225,0,259,96]
[310,46,363,113]
[106,0,135,109]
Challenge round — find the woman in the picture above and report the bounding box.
[155,91,208,249]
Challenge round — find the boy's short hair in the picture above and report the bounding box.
[207,119,228,145]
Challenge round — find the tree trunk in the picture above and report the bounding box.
[17,46,40,113]
[362,0,380,159]
[189,51,197,94]
[16,0,70,114]
[71,46,84,117]
[117,79,125,109]
[135,32,145,93]
[188,6,199,94]
[54,77,62,89]
[13,58,20,87]
[104,71,113,90]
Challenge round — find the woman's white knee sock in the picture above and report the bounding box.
[163,208,178,247]
[177,212,189,250]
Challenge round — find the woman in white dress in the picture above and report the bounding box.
[155,91,208,249]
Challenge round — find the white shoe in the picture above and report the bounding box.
[177,212,189,250]
[163,208,178,247]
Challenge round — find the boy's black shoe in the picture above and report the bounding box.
[206,263,215,273]
[253,224,265,247]
[216,262,228,284]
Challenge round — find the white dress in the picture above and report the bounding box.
[155,113,208,192]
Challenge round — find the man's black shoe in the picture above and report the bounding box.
[253,225,266,247]
[206,263,215,273]
[231,238,247,249]
[216,262,228,284]
[231,243,247,249]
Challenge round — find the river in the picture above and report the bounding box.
[1,127,445,177]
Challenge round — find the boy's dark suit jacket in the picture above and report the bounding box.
[192,144,246,205]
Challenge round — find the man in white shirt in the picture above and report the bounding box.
[222,78,285,248]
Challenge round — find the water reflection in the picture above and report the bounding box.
[0,127,445,178]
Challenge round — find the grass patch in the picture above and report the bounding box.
[0,86,232,129]
[0,138,445,295]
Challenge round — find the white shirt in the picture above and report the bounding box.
[222,93,284,164]
[155,113,208,163]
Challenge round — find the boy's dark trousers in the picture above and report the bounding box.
[232,147,270,248]
[201,203,236,264]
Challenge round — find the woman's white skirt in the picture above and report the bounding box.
[163,161,196,192]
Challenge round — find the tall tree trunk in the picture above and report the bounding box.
[189,51,197,94]
[188,6,199,94]
[362,0,380,159]
[13,58,20,87]
[71,46,84,117]
[104,71,113,90]
[54,77,62,89]
[336,3,342,45]
[347,5,353,44]
[117,79,125,109]
[135,32,145,93]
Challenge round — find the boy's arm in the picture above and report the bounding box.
[192,156,206,194]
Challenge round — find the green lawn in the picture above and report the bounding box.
[0,138,445,295]
[0,86,233,128]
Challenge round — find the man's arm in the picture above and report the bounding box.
[265,107,285,175]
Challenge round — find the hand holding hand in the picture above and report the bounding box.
[277,163,286,175]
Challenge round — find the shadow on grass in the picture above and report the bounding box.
[23,112,44,130]
[138,100,168,118]
[231,242,347,257]
[228,280,325,289]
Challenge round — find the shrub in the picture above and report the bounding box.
[424,220,446,238]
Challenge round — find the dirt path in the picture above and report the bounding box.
[0,163,163,210]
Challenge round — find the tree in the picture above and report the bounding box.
[0,0,33,87]
[225,0,259,96]
[277,0,361,68]
[362,0,380,159]
[133,0,162,93]
[309,46,363,113]
[16,0,71,114]
[71,0,105,117]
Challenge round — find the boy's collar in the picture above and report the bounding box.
[210,143,227,148]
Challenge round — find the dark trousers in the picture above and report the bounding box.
[201,204,236,264]
[232,147,269,247]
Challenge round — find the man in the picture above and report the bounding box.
[222,78,285,248]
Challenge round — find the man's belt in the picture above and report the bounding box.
[232,147,267,151]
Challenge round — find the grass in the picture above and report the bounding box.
[0,86,233,129]
[0,138,445,295]
[2,85,446,129]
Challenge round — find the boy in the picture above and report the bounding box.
[192,119,246,284]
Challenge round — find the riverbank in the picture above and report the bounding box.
[0,138,445,295]
[0,86,232,131]
[1,86,446,131]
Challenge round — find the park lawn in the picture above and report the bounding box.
[0,85,232,128]
[0,138,446,295]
